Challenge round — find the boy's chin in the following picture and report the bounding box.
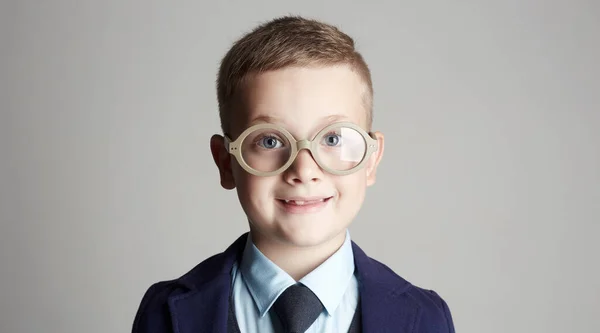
[276,226,348,249]
[248,216,350,248]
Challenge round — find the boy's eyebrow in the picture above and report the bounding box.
[248,114,350,126]
[248,115,279,125]
[322,114,351,123]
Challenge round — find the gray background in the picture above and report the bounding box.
[2,1,599,332]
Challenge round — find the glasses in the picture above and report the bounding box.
[224,122,378,177]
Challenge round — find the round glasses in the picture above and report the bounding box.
[224,122,378,177]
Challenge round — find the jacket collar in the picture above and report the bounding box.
[351,241,420,332]
[168,233,419,333]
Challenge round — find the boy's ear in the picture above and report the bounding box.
[210,135,236,190]
[366,131,385,186]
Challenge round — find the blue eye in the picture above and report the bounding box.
[258,136,283,149]
[323,133,342,147]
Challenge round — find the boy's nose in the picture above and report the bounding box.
[284,148,322,184]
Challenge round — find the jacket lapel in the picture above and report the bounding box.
[352,242,421,332]
[168,234,247,333]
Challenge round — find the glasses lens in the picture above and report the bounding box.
[241,128,292,173]
[316,126,367,171]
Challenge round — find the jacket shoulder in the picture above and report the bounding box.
[406,286,456,332]
[131,251,231,333]
[132,279,182,333]
[366,256,456,333]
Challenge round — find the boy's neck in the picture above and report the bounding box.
[249,229,347,281]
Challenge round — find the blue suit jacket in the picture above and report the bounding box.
[132,233,455,333]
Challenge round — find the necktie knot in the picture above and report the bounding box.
[272,284,324,333]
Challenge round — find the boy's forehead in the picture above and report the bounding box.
[229,102,369,137]
[229,66,370,135]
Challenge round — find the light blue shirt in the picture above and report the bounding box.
[230,229,359,333]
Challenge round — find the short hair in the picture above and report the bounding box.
[216,16,373,134]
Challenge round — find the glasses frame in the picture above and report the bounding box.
[224,121,379,177]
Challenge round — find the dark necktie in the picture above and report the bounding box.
[272,284,324,333]
[227,282,362,333]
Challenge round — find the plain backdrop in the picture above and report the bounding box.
[2,1,599,332]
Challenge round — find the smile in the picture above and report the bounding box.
[275,196,333,213]
[282,198,327,205]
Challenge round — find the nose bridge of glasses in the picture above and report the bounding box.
[291,139,318,165]
[296,139,311,151]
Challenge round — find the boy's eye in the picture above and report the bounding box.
[322,133,342,147]
[258,136,283,149]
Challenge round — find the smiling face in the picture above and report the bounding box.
[211,65,384,251]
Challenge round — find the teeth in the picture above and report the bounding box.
[283,199,326,205]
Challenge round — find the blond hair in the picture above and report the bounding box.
[216,16,373,134]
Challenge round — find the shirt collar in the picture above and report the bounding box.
[239,230,355,317]
[298,229,356,316]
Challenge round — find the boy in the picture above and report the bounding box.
[132,16,455,333]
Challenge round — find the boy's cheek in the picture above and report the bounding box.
[231,172,269,198]
[336,174,368,196]
[230,161,249,183]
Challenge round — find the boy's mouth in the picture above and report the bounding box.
[275,196,334,213]
[277,196,333,214]
[276,197,332,206]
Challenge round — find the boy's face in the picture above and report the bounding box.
[211,65,384,249]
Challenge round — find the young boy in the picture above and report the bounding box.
[132,16,455,333]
